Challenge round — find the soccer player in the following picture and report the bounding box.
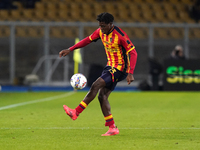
[59,12,137,136]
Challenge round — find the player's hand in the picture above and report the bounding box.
[59,49,71,57]
[126,73,134,85]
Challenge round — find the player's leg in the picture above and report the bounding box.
[98,87,112,117]
[98,87,119,136]
[63,77,106,120]
[83,77,106,105]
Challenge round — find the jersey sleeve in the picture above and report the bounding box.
[69,28,101,51]
[120,35,137,74]
[129,49,137,74]
[69,37,91,51]
[88,28,101,42]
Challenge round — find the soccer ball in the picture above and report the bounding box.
[70,73,87,90]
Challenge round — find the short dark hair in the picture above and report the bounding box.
[96,12,114,24]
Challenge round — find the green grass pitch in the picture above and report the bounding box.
[0,91,200,150]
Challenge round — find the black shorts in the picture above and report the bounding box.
[100,66,128,91]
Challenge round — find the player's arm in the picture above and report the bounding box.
[59,28,100,57]
[127,49,137,84]
[129,48,137,74]
[120,36,138,84]
[59,37,91,57]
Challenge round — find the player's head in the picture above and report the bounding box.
[97,12,114,24]
[97,12,114,34]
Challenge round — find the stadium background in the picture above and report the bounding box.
[0,0,200,91]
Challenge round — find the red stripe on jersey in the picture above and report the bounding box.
[106,51,112,66]
[119,49,125,71]
[113,52,118,69]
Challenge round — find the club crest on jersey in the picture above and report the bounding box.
[110,38,113,42]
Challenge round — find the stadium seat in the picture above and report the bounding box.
[162,3,174,12]
[40,0,48,2]
[15,26,28,37]
[81,3,92,11]
[174,4,186,11]
[166,11,180,23]
[69,2,81,11]
[10,10,23,21]
[117,2,129,12]
[154,11,168,23]
[0,10,10,21]
[140,3,152,12]
[133,28,148,39]
[178,12,196,23]
[154,28,169,39]
[92,2,106,16]
[35,2,45,11]
[104,3,118,17]
[45,11,59,21]
[190,28,200,39]
[117,10,131,22]
[57,10,70,21]
[28,27,43,37]
[121,28,135,38]
[0,26,10,37]
[50,26,79,38]
[62,27,79,38]
[128,4,144,22]
[33,10,46,21]
[72,0,82,2]
[69,10,83,22]
[48,0,58,2]
[143,0,156,3]
[22,9,34,21]
[82,11,95,22]
[132,0,143,3]
[168,28,184,39]
[46,2,58,11]
[50,27,62,38]
[167,0,180,4]
[57,2,68,10]
[84,27,97,37]
[151,3,163,13]
[104,2,116,11]
[142,11,157,23]
[180,0,193,5]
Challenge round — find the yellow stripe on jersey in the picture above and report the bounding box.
[126,46,135,54]
[99,29,102,38]
[80,101,88,108]
[108,33,115,67]
[89,36,93,41]
[103,33,107,41]
[126,46,135,73]
[113,34,123,71]
[104,114,113,120]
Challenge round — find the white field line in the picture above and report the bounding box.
[1,127,200,130]
[0,91,75,111]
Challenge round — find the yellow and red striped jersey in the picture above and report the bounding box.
[88,26,137,74]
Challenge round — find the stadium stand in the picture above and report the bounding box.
[0,0,199,38]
